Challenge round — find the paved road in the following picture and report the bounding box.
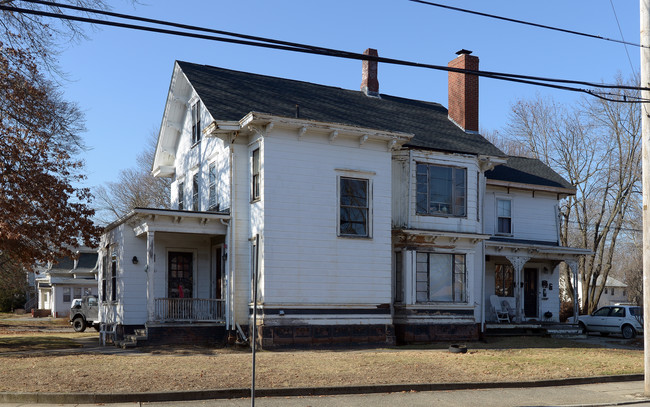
[1,381,648,407]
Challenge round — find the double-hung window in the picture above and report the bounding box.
[63,287,71,303]
[494,264,514,297]
[192,173,199,211]
[339,177,370,237]
[416,163,466,217]
[101,253,108,302]
[415,252,466,303]
[178,181,184,210]
[251,148,260,201]
[497,199,512,235]
[208,162,218,211]
[110,257,117,302]
[191,101,201,145]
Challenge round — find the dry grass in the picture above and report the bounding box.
[0,335,642,393]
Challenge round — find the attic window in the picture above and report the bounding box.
[191,101,201,145]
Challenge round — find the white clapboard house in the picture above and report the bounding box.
[35,247,99,318]
[99,49,589,347]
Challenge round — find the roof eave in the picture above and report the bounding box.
[486,178,576,196]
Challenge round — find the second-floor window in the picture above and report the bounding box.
[416,163,466,217]
[208,162,218,211]
[191,101,201,145]
[192,173,199,211]
[497,199,512,234]
[251,148,260,201]
[178,181,184,210]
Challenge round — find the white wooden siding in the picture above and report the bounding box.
[261,129,393,305]
[485,187,559,242]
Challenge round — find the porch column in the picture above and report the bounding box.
[146,231,155,322]
[565,259,579,323]
[506,255,530,323]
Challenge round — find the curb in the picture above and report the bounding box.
[0,374,644,404]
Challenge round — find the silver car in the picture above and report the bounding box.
[578,305,643,339]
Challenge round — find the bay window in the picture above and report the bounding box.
[416,252,466,303]
[416,163,466,217]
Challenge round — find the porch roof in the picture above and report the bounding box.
[105,207,230,237]
[393,229,491,246]
[485,237,591,260]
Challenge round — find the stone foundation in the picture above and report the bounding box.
[395,323,480,344]
[144,324,227,346]
[253,324,396,349]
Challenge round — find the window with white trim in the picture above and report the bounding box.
[73,287,82,299]
[494,264,514,297]
[415,252,466,303]
[208,162,218,211]
[110,256,117,302]
[416,163,466,217]
[178,181,184,210]
[63,287,71,303]
[339,177,370,237]
[192,173,199,211]
[251,148,260,201]
[191,101,201,145]
[497,198,512,235]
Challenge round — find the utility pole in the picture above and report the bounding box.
[642,0,650,396]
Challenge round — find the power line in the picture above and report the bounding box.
[16,0,645,93]
[609,0,637,78]
[3,2,649,103]
[409,0,648,50]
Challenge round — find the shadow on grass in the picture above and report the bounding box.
[396,336,604,350]
[0,335,82,353]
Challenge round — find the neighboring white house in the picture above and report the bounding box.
[596,276,628,307]
[573,275,629,309]
[35,247,99,318]
[99,49,588,348]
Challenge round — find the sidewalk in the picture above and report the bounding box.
[0,378,648,407]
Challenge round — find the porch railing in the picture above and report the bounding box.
[154,298,226,322]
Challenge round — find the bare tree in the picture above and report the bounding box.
[505,77,641,314]
[481,128,533,158]
[94,132,171,224]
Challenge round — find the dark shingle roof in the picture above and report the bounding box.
[177,61,505,157]
[485,156,573,189]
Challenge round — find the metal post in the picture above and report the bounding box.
[251,234,259,406]
[641,0,650,395]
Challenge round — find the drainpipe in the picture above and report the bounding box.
[478,168,486,333]
[228,139,236,332]
[220,218,230,330]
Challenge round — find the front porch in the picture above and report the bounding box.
[154,298,226,322]
[485,238,591,324]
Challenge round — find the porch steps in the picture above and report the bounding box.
[118,328,148,349]
[545,324,586,339]
[485,323,586,338]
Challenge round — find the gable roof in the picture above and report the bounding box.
[177,61,505,157]
[485,156,574,190]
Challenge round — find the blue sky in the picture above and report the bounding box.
[54,1,640,191]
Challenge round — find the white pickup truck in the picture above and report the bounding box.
[69,295,100,332]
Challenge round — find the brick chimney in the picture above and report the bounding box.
[448,49,479,132]
[361,48,379,96]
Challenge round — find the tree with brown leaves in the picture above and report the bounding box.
[0,2,117,272]
[0,44,101,270]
